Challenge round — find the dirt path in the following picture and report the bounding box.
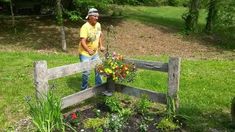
[106,21,234,60]
[0,18,234,60]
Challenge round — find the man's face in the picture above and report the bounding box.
[88,15,99,25]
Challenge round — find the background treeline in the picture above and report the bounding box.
[0,0,234,48]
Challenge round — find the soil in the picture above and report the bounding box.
[64,102,163,132]
[0,17,234,60]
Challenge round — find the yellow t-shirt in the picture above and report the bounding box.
[79,22,101,56]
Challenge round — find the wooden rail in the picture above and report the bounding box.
[34,57,181,109]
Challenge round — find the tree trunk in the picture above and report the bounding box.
[184,0,200,32]
[60,25,67,51]
[232,97,235,125]
[205,0,217,33]
[9,0,16,34]
[56,0,67,51]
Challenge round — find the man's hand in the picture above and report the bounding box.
[99,46,105,52]
[87,49,95,55]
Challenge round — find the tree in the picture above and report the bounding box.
[182,0,200,32]
[56,0,67,51]
[205,0,217,33]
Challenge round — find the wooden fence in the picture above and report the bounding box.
[34,57,180,109]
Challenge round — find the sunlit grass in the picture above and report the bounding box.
[0,51,234,131]
[123,6,207,30]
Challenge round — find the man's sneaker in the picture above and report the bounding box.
[102,90,112,96]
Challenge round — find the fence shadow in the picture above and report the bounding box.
[66,76,82,92]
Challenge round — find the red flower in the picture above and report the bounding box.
[71,113,77,119]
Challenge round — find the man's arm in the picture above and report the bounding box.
[80,38,94,55]
[99,32,105,52]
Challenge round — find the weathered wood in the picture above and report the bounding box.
[61,83,106,109]
[124,59,168,72]
[168,57,181,109]
[115,84,167,104]
[47,60,101,80]
[34,61,49,99]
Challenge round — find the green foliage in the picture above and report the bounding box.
[105,95,122,112]
[118,108,133,121]
[84,118,106,131]
[64,10,82,22]
[136,94,151,114]
[26,90,64,132]
[168,0,190,6]
[156,117,180,131]
[168,0,178,6]
[104,114,124,132]
[216,0,235,27]
[94,109,102,117]
[213,0,235,48]
[103,95,133,131]
[73,0,111,18]
[166,96,176,118]
[182,0,200,32]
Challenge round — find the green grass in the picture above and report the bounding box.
[0,51,234,131]
[123,6,207,31]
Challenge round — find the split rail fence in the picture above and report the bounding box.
[34,57,180,110]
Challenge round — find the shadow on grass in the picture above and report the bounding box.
[125,13,185,31]
[66,76,82,92]
[0,16,125,51]
[179,106,234,131]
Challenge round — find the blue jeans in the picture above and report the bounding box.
[79,54,102,90]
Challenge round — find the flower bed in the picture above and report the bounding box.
[62,93,185,132]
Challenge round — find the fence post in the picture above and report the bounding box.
[168,57,181,110]
[34,61,49,99]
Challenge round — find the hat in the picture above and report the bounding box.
[85,8,99,19]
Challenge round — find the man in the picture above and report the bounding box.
[79,8,105,90]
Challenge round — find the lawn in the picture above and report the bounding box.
[0,51,234,131]
[122,6,207,30]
